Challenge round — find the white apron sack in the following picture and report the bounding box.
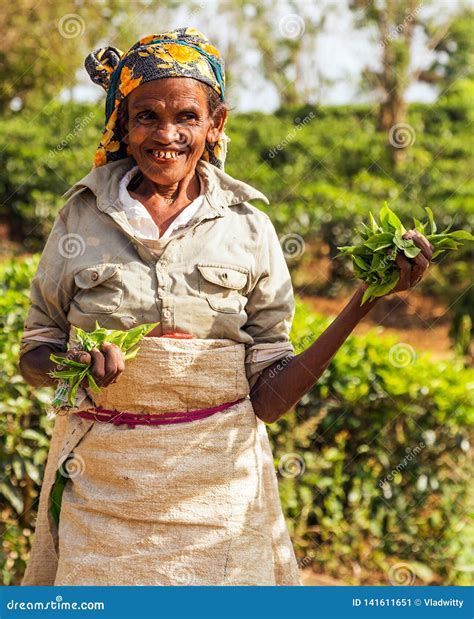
[21,337,303,586]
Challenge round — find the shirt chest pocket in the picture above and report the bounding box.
[72,263,124,314]
[197,263,249,314]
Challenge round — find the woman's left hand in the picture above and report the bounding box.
[389,230,434,294]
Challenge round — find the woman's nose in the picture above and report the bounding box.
[151,122,181,143]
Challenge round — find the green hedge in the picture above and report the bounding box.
[2,100,472,249]
[0,255,52,584]
[0,103,102,246]
[271,298,474,584]
[1,99,472,345]
[1,256,472,584]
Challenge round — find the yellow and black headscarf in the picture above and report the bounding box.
[85,27,228,170]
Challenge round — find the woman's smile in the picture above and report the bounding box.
[146,148,186,164]
[120,78,224,195]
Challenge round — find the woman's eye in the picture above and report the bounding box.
[137,111,155,122]
[180,113,198,121]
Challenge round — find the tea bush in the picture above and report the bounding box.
[1,257,472,584]
[1,99,472,345]
[0,255,53,584]
[269,298,474,584]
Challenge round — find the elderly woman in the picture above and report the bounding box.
[19,28,432,586]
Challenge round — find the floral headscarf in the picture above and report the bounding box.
[85,27,229,169]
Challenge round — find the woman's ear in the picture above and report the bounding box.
[206,106,228,144]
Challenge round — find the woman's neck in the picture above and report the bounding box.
[128,168,202,235]
[129,169,201,212]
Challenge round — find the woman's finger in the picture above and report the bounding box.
[413,251,429,271]
[115,346,125,374]
[413,235,433,262]
[101,343,118,386]
[90,349,106,385]
[410,261,425,287]
[101,342,125,385]
[395,254,412,290]
[410,252,429,286]
[58,348,91,367]
[74,351,92,365]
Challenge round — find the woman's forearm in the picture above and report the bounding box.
[19,345,62,389]
[250,284,379,423]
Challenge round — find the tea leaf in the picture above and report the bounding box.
[337,205,472,307]
[403,245,422,259]
[49,321,159,408]
[380,203,405,234]
[364,232,394,251]
[425,207,437,235]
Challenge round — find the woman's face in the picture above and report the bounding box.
[123,77,224,187]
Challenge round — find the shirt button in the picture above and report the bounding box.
[91,271,99,281]
[163,309,171,318]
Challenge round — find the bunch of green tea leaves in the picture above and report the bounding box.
[49,321,159,407]
[337,204,473,305]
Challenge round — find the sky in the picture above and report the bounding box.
[66,0,466,112]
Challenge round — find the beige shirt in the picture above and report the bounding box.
[20,157,295,388]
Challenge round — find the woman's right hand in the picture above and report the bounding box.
[58,342,125,388]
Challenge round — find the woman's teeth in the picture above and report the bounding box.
[151,150,180,160]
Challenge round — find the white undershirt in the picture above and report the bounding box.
[119,165,205,241]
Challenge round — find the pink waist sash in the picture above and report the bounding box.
[74,397,247,429]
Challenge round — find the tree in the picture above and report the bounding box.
[214,0,334,107]
[0,0,179,114]
[418,7,474,92]
[349,0,454,165]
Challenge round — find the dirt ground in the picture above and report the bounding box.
[300,569,346,586]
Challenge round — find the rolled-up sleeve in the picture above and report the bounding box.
[20,212,74,358]
[244,214,296,388]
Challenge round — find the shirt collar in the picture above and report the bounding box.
[118,164,206,241]
[61,157,269,214]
